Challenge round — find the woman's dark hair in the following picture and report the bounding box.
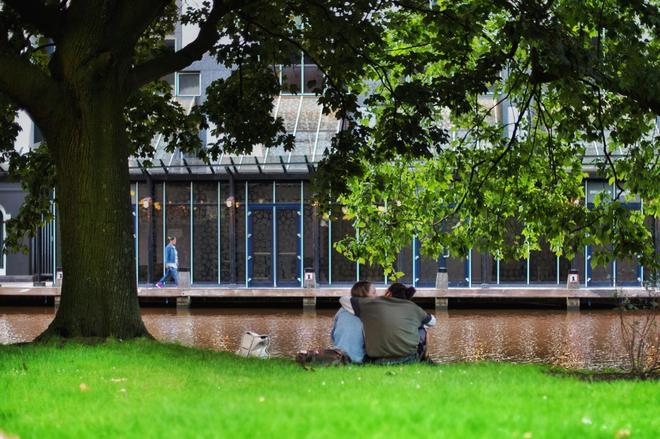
[167,236,176,242]
[351,281,372,297]
[387,282,416,300]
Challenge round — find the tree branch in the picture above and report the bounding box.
[0,33,68,132]
[102,0,174,53]
[129,0,245,90]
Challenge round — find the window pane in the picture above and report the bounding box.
[278,208,300,285]
[235,189,246,284]
[193,182,218,283]
[442,218,467,286]
[497,222,526,284]
[165,183,190,271]
[499,258,526,283]
[55,211,62,272]
[151,184,164,282]
[418,234,465,286]
[589,245,612,286]
[276,182,301,203]
[251,209,273,285]
[281,65,301,93]
[395,244,413,284]
[219,184,231,283]
[617,257,639,285]
[303,65,323,93]
[529,240,557,284]
[574,249,586,286]
[418,254,438,286]
[558,256,571,285]
[319,214,330,284]
[33,124,43,144]
[178,72,201,96]
[360,260,385,284]
[471,251,495,285]
[303,203,314,278]
[249,182,272,204]
[137,182,152,283]
[331,217,356,283]
[447,254,467,287]
[587,181,611,204]
[221,183,246,284]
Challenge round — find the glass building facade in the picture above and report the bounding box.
[115,179,650,288]
[21,175,652,288]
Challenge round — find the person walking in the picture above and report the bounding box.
[156,236,178,288]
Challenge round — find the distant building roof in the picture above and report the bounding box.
[129,95,340,177]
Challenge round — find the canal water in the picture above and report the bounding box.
[0,307,656,369]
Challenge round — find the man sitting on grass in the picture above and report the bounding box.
[339,283,436,364]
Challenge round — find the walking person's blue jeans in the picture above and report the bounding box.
[157,267,179,287]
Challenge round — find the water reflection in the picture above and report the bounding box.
[1,307,656,369]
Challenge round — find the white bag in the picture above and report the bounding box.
[236,331,271,358]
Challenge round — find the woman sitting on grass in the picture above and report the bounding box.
[340,282,436,364]
[330,281,376,364]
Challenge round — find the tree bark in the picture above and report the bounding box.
[37,90,150,340]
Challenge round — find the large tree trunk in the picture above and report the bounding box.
[37,90,150,340]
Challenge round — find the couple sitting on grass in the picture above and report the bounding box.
[331,281,436,365]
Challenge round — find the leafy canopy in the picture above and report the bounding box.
[0,0,657,281]
[330,0,660,280]
[0,0,387,250]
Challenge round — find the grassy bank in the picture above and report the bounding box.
[1,340,658,438]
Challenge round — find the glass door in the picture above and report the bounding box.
[586,245,613,287]
[276,208,301,286]
[248,208,273,286]
[248,205,300,287]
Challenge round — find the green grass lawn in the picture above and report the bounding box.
[1,340,658,438]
